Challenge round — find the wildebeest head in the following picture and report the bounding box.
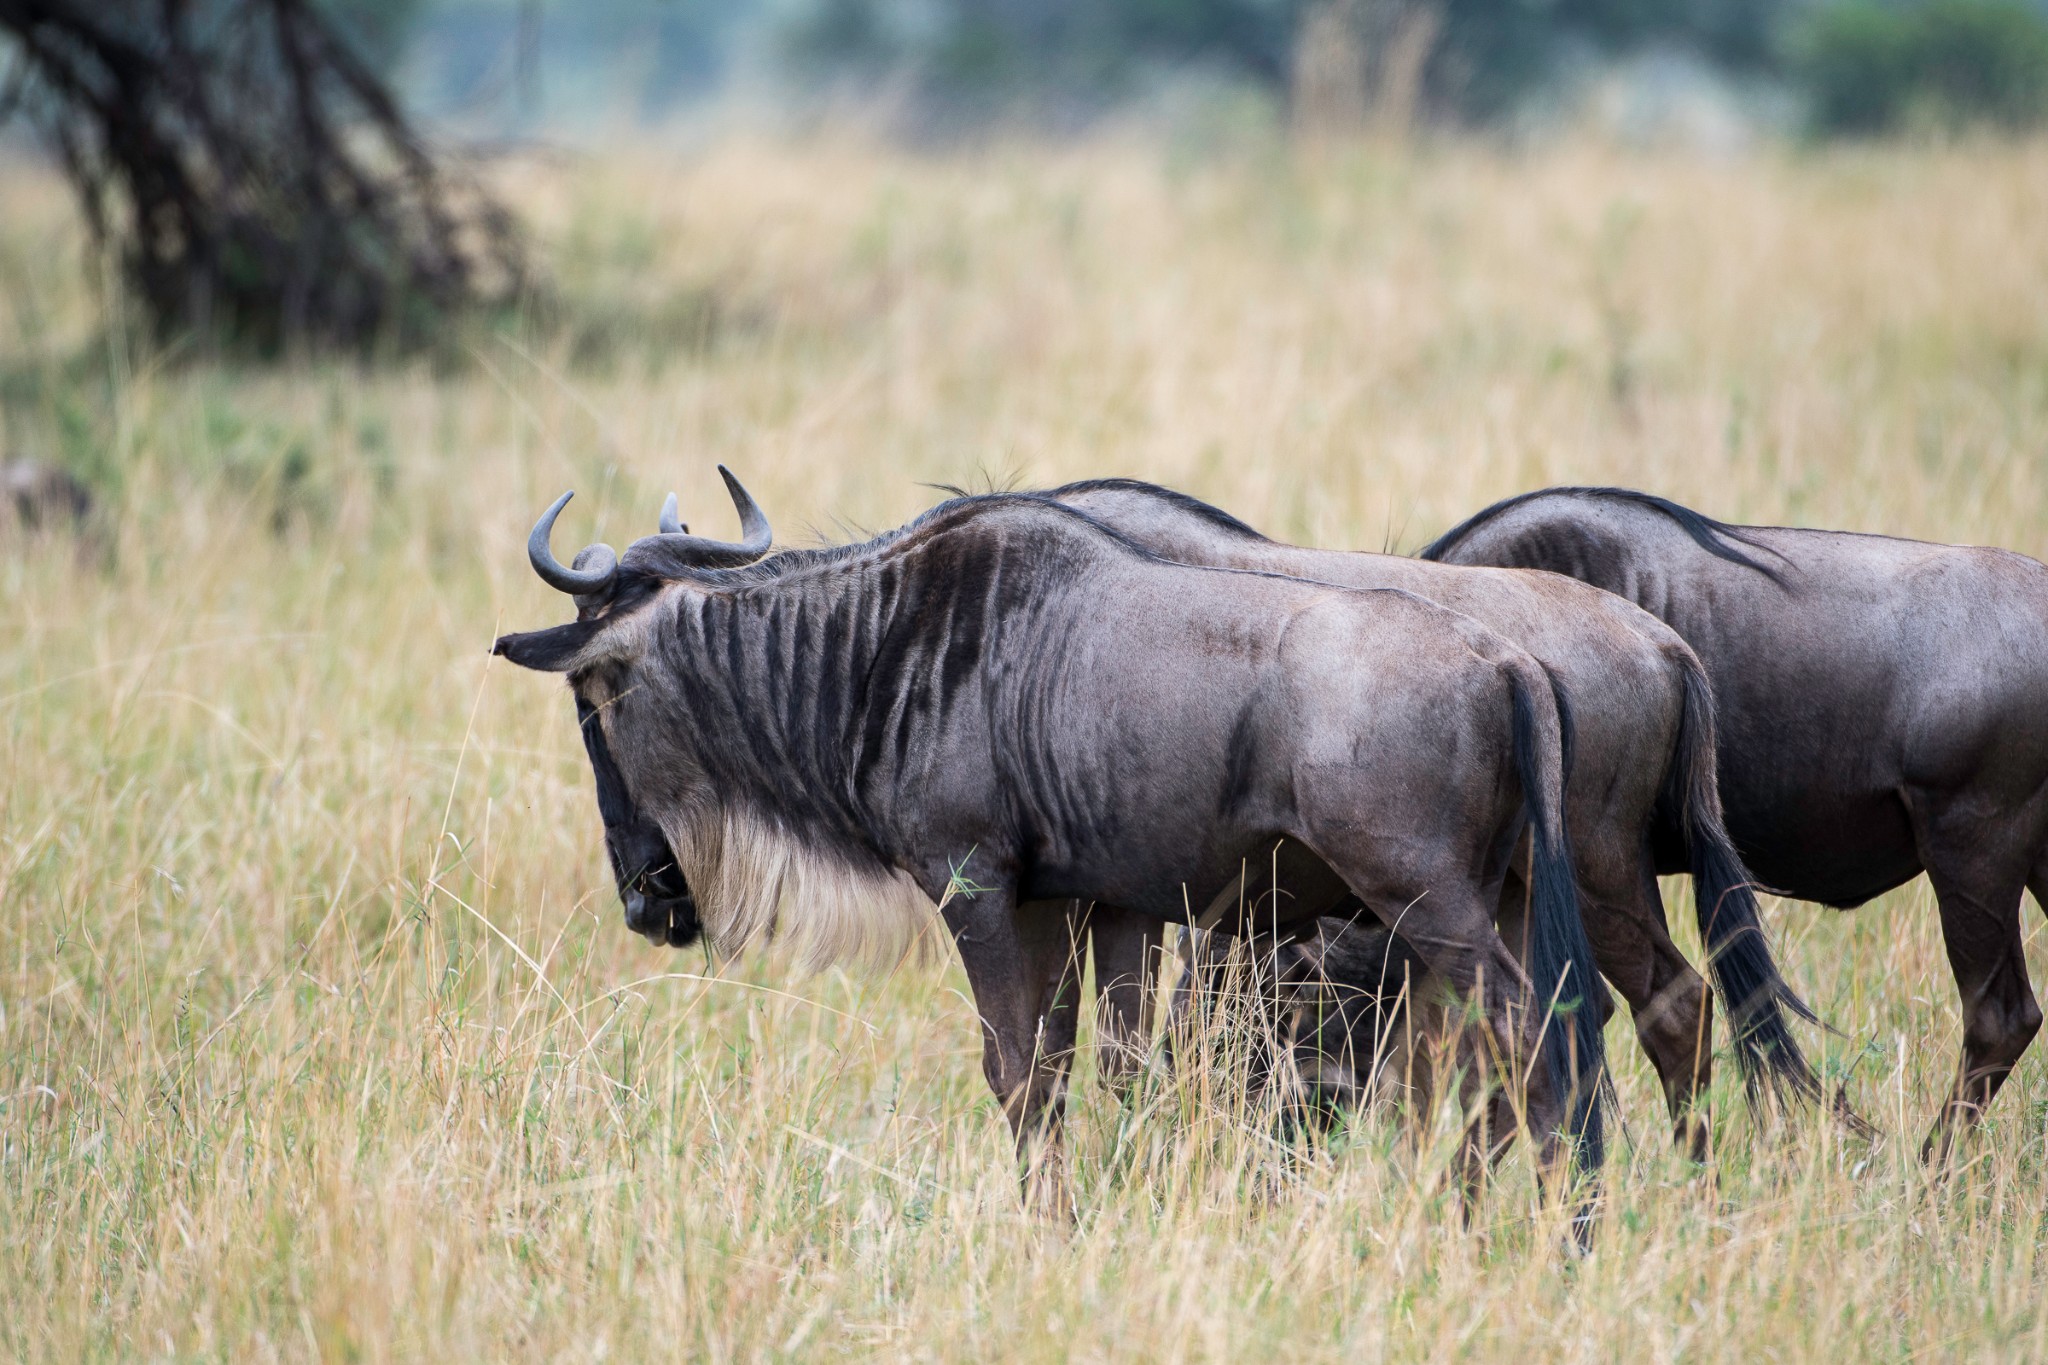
[578,693,699,947]
[495,469,774,949]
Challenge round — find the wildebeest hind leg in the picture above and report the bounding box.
[1343,882,1551,1192]
[1912,804,2042,1161]
[1507,839,1706,1156]
[1585,855,1713,1162]
[946,892,1089,1216]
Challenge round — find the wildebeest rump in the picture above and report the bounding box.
[493,472,1611,1202]
[1041,479,1820,1150]
[1424,487,2048,1155]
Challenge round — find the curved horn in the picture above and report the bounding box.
[658,492,688,536]
[526,491,619,596]
[623,466,773,573]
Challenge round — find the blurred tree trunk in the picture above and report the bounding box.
[1291,0,1441,144]
[515,0,542,119]
[1368,2,1439,139]
[0,0,524,355]
[1291,2,1369,140]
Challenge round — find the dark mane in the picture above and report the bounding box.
[1418,486,1789,583]
[1042,478,1270,541]
[595,490,1188,877]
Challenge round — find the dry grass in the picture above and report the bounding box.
[4,130,2048,1360]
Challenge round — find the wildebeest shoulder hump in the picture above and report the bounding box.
[1420,486,1789,584]
[1047,478,1270,542]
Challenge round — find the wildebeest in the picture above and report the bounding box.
[1423,487,2048,1156]
[494,471,1610,1205]
[1040,478,1820,1153]
[1163,915,1427,1123]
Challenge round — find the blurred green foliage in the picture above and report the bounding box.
[132,0,2048,135]
[776,0,1793,124]
[322,0,428,66]
[772,0,2048,132]
[1791,0,2048,134]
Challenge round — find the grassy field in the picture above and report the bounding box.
[4,130,2048,1360]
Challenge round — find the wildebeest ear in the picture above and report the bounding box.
[493,619,607,672]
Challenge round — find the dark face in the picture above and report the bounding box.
[496,472,778,949]
[576,697,701,948]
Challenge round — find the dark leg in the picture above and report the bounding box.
[1911,801,2042,1162]
[1157,925,1207,1075]
[946,892,1089,1214]
[1343,883,1557,1181]
[1631,937,1714,1161]
[1086,903,1162,1095]
[1494,836,1532,963]
[1505,832,1708,1159]
[1580,852,1713,1161]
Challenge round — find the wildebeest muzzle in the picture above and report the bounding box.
[617,848,701,948]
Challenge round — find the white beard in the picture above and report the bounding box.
[666,805,944,975]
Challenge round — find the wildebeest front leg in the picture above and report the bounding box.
[1085,903,1161,1095]
[1910,855,2041,1161]
[945,892,1087,1214]
[1904,793,2043,1161]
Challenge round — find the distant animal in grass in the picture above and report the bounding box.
[2,458,91,536]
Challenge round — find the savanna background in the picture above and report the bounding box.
[5,0,2048,1358]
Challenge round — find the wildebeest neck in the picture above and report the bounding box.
[609,509,1098,874]
[584,500,1142,969]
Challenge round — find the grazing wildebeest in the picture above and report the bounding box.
[494,471,1609,1206]
[1162,916,1427,1123]
[1039,479,1821,1153]
[1422,487,2048,1156]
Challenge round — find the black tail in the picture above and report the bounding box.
[1507,666,1607,1177]
[1663,648,1824,1108]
